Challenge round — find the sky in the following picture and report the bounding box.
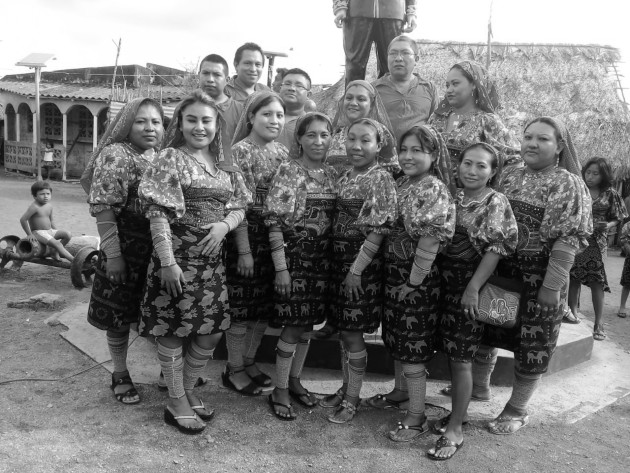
[0,0,629,99]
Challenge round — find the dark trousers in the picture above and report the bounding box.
[343,17,404,85]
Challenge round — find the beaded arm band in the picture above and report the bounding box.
[97,221,122,259]
[542,241,576,291]
[349,239,380,276]
[269,230,288,272]
[407,246,437,288]
[150,221,176,267]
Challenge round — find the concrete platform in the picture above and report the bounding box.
[51,302,628,425]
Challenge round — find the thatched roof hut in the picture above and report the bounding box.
[312,40,630,180]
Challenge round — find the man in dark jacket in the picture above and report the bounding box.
[333,0,417,85]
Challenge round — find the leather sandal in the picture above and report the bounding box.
[319,388,345,408]
[388,420,429,442]
[268,394,297,421]
[427,435,464,460]
[221,367,262,396]
[328,399,358,424]
[432,414,469,435]
[365,393,409,409]
[163,407,206,434]
[244,362,272,387]
[488,413,529,435]
[111,373,140,405]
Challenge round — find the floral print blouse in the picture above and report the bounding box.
[396,174,456,244]
[87,142,154,217]
[232,137,289,214]
[429,110,522,168]
[499,166,592,252]
[336,164,397,236]
[139,147,252,222]
[454,189,518,257]
[264,159,337,232]
[327,125,400,175]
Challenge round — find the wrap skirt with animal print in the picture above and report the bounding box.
[481,199,563,375]
[381,225,441,363]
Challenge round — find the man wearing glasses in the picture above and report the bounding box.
[372,35,438,142]
[333,0,417,85]
[276,68,313,148]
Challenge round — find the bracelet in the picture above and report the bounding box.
[405,280,422,289]
[238,250,252,256]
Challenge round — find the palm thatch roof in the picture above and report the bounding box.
[312,40,630,180]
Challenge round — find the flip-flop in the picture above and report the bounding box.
[289,389,318,408]
[427,435,464,461]
[268,394,296,421]
[388,420,429,442]
[189,400,214,421]
[617,311,627,318]
[593,326,607,341]
[562,311,581,324]
[440,385,490,402]
[488,413,529,435]
[365,393,409,409]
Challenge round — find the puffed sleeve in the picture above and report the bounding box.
[481,114,522,169]
[405,176,456,243]
[226,171,253,211]
[263,161,304,230]
[606,188,628,223]
[139,148,189,220]
[540,170,592,252]
[88,143,132,217]
[232,141,256,194]
[469,191,518,256]
[355,169,398,235]
[377,126,401,175]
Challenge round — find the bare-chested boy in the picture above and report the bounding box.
[19,181,73,262]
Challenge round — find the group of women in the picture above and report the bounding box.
[80,58,596,461]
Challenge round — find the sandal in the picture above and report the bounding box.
[244,363,272,387]
[312,323,337,340]
[365,393,409,410]
[593,325,607,341]
[163,407,206,435]
[319,388,345,408]
[617,311,627,318]
[110,373,140,405]
[427,435,464,461]
[488,413,529,435]
[221,367,262,396]
[562,310,581,324]
[432,414,469,435]
[289,388,318,408]
[189,399,214,421]
[388,420,429,442]
[268,394,296,421]
[328,399,358,424]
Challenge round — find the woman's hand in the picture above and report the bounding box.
[394,283,416,302]
[461,284,480,320]
[237,253,254,278]
[274,270,291,298]
[535,286,561,318]
[159,264,186,297]
[199,222,229,256]
[343,272,363,302]
[105,256,127,285]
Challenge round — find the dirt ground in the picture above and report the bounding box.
[1,171,629,473]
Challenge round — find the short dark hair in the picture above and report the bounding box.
[199,54,229,77]
[249,94,286,117]
[234,42,265,67]
[282,68,312,89]
[582,156,613,190]
[31,180,52,197]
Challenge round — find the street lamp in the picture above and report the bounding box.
[262,50,288,88]
[16,53,56,181]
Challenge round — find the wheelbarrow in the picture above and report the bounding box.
[0,234,100,289]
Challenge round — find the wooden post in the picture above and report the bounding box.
[35,66,42,180]
[92,114,98,151]
[110,38,121,103]
[486,0,494,71]
[62,112,67,180]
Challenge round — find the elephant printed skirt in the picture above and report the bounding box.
[481,199,563,375]
[225,212,275,321]
[87,208,152,331]
[139,223,231,338]
[381,227,441,363]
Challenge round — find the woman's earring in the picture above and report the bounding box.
[246,122,253,131]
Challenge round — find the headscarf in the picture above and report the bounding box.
[231,91,285,147]
[80,97,164,193]
[163,92,238,172]
[416,124,457,196]
[434,60,500,116]
[332,80,396,149]
[287,112,333,161]
[524,116,581,176]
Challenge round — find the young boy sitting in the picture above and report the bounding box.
[19,181,74,262]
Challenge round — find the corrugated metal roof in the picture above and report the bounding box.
[0,80,187,102]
